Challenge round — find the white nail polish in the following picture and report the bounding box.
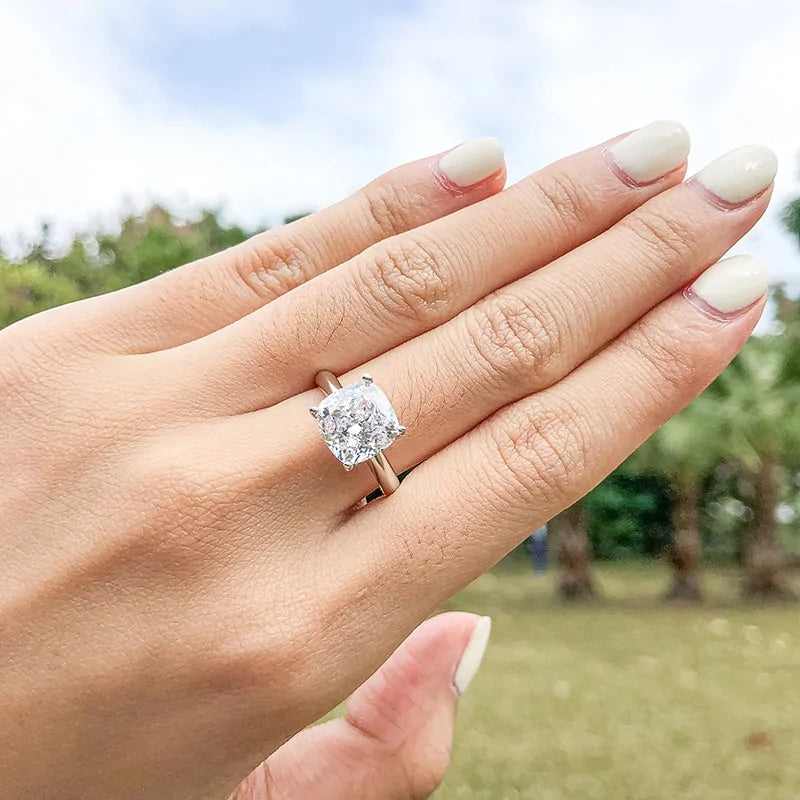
[689,254,769,313]
[454,615,492,694]
[694,145,777,205]
[438,138,504,188]
[608,120,690,184]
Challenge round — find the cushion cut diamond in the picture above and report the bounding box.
[314,379,402,468]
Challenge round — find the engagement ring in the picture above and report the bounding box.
[310,371,405,496]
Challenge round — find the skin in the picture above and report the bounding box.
[0,134,770,799]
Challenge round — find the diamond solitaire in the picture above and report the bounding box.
[310,374,405,472]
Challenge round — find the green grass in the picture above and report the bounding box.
[438,561,800,799]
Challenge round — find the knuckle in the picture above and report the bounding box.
[1,302,65,351]
[125,440,228,537]
[626,321,700,392]
[530,168,588,231]
[132,466,201,526]
[0,325,65,410]
[489,401,586,504]
[231,231,312,300]
[363,237,451,325]
[0,335,36,396]
[361,179,420,237]
[467,293,562,387]
[622,206,697,267]
[1,293,125,359]
[197,606,318,712]
[227,609,315,681]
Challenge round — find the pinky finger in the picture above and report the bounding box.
[355,254,768,605]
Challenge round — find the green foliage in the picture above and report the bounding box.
[0,206,261,328]
[94,208,256,288]
[712,324,800,469]
[631,391,725,483]
[616,283,800,564]
[0,257,85,327]
[783,196,800,248]
[584,472,671,560]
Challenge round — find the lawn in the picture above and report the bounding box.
[437,560,800,799]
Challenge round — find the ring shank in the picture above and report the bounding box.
[315,370,401,496]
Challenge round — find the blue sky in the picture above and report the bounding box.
[2,0,799,292]
[117,1,415,121]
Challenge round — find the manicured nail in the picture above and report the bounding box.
[453,615,492,694]
[607,120,690,184]
[694,145,777,205]
[438,138,505,188]
[688,254,768,314]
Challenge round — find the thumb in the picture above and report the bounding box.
[230,612,491,800]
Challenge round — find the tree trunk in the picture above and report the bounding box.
[664,478,702,602]
[742,458,790,599]
[552,503,595,601]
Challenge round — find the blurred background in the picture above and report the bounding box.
[3,1,800,798]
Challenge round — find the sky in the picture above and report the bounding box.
[2,0,800,289]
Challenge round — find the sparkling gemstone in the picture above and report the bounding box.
[315,379,402,468]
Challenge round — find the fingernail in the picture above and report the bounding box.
[607,120,690,184]
[438,138,505,188]
[694,145,777,205]
[453,615,492,695]
[687,254,769,314]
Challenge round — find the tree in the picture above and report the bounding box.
[711,311,800,599]
[1,206,259,328]
[584,471,670,560]
[783,197,800,247]
[0,257,85,327]
[94,206,255,288]
[627,392,724,602]
[551,502,595,600]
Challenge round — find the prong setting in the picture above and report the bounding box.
[313,376,403,469]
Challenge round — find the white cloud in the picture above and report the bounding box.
[0,1,348,241]
[1,0,799,288]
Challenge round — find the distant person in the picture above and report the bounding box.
[527,524,548,572]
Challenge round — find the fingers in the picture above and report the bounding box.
[240,144,773,511]
[319,145,776,495]
[76,139,506,353]
[164,120,690,413]
[231,613,490,800]
[346,255,768,611]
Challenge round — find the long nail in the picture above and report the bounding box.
[607,120,690,185]
[686,254,769,315]
[453,615,492,695]
[693,145,777,206]
[438,138,505,188]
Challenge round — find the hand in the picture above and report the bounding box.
[0,122,774,799]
